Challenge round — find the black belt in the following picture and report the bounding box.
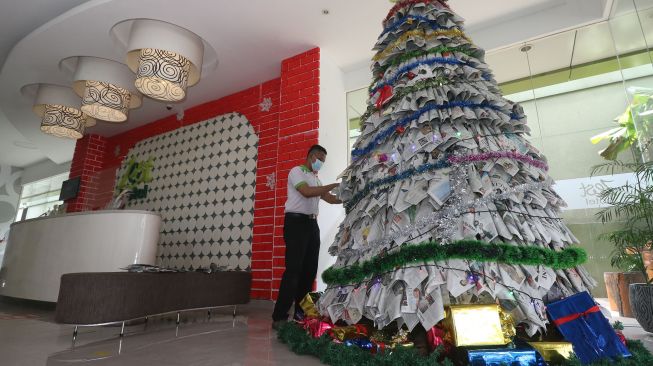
[285,212,318,220]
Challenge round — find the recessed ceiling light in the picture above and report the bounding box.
[322,9,330,15]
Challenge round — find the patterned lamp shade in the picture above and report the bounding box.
[134,48,191,102]
[66,56,142,123]
[122,19,205,103]
[40,104,86,139]
[81,80,132,122]
[31,84,93,140]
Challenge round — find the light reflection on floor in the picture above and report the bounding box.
[1,298,651,365]
[0,299,322,366]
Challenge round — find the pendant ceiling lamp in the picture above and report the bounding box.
[32,84,94,140]
[124,19,204,102]
[67,56,142,123]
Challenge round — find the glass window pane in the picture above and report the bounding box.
[15,172,68,221]
[346,88,368,161]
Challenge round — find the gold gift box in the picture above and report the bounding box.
[329,324,370,341]
[445,304,513,347]
[299,292,320,318]
[528,342,574,361]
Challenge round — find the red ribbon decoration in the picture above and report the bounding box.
[553,305,601,326]
[354,323,369,336]
[373,341,386,355]
[298,318,333,338]
[375,85,394,109]
[426,326,453,354]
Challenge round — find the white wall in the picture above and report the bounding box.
[344,63,372,92]
[317,51,348,291]
[20,159,71,185]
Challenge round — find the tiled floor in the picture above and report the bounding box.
[1,297,651,365]
[0,299,322,366]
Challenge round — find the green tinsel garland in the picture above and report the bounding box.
[278,322,453,366]
[322,240,588,285]
[278,322,653,366]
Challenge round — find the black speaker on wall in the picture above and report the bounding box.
[59,176,81,201]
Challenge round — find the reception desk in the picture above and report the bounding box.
[0,210,161,302]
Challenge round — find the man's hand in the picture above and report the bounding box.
[321,183,342,204]
[321,192,342,204]
[325,183,339,191]
[296,182,340,198]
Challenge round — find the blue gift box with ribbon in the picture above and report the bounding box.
[546,291,630,364]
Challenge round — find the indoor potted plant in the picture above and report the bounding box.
[112,157,154,209]
[593,160,653,331]
[591,87,653,162]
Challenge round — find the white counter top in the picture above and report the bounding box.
[0,210,161,302]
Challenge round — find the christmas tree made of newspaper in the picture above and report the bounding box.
[318,0,596,337]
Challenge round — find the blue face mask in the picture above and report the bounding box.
[311,158,323,172]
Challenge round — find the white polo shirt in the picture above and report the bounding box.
[285,165,321,215]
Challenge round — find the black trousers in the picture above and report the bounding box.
[272,213,320,321]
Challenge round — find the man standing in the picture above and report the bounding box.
[272,144,341,329]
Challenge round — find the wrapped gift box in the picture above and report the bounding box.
[528,341,574,362]
[445,304,514,347]
[299,292,321,318]
[546,291,631,364]
[468,348,546,366]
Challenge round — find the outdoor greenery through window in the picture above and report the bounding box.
[15,173,68,221]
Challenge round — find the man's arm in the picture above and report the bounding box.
[321,192,342,204]
[296,182,339,198]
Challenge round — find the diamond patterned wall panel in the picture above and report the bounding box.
[116,113,258,271]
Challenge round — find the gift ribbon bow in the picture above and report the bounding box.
[552,305,601,326]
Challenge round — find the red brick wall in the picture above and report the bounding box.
[271,49,320,300]
[66,48,321,301]
[67,134,108,212]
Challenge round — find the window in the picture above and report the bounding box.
[15,173,69,221]
[346,88,368,163]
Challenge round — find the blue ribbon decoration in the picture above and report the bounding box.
[345,157,452,212]
[371,57,469,95]
[351,100,510,158]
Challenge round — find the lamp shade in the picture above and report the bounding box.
[68,56,142,122]
[81,80,131,122]
[32,84,92,140]
[125,19,204,102]
[40,105,86,139]
[134,48,191,101]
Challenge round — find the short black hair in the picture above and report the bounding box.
[307,144,327,156]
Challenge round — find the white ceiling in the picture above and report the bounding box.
[0,0,614,168]
[0,0,89,167]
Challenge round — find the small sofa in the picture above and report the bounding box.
[55,271,251,326]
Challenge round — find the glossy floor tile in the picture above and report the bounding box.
[0,299,322,366]
[1,298,652,365]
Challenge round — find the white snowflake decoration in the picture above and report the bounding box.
[266,172,276,190]
[259,97,273,112]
